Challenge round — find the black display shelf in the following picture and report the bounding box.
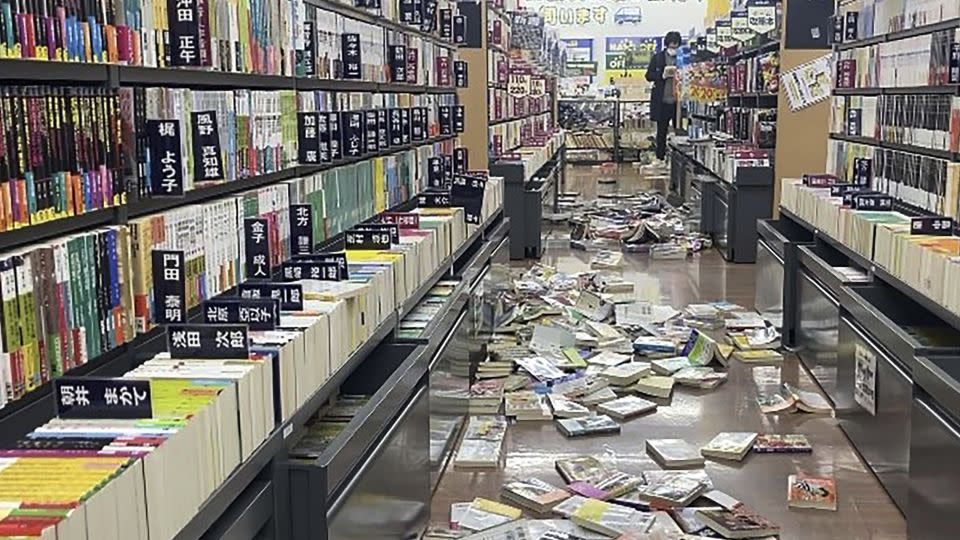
[0,206,118,253]
[489,111,551,126]
[489,42,510,56]
[780,206,960,333]
[118,66,295,89]
[303,0,455,49]
[692,113,718,122]
[835,17,960,51]
[0,59,110,83]
[836,85,960,96]
[829,133,959,161]
[726,39,780,61]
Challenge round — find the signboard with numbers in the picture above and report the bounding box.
[289,204,314,255]
[244,218,271,280]
[152,250,186,324]
[911,216,954,236]
[281,261,342,282]
[238,283,304,311]
[55,378,152,419]
[508,67,530,97]
[167,324,250,359]
[147,120,185,196]
[203,298,279,331]
[293,253,349,280]
[190,111,224,180]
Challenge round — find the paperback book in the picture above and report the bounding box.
[646,439,706,468]
[753,434,813,453]
[787,474,837,511]
[701,432,758,461]
[556,415,622,438]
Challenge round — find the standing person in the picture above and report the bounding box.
[646,31,682,161]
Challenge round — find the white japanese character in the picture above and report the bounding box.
[104,387,119,405]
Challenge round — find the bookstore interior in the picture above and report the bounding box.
[0,0,960,537]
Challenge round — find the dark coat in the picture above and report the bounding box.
[646,50,675,122]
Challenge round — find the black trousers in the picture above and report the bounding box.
[655,109,675,160]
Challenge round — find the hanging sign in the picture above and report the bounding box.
[716,20,736,49]
[705,28,719,53]
[731,11,754,42]
[509,66,531,97]
[747,0,777,35]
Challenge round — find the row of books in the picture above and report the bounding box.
[0,137,461,410]
[835,0,959,42]
[782,176,960,319]
[489,114,555,161]
[718,107,777,149]
[726,51,779,96]
[829,94,960,152]
[488,87,552,124]
[685,139,773,184]
[0,87,124,232]
[835,29,960,89]
[826,138,960,217]
[0,0,459,72]
[487,48,510,88]
[0,202,481,539]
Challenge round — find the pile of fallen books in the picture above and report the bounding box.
[454,416,508,469]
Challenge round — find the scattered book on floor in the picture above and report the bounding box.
[571,499,656,537]
[673,367,728,389]
[505,391,552,421]
[651,356,694,375]
[597,395,658,419]
[555,456,607,484]
[450,502,472,530]
[701,432,758,461]
[733,349,784,363]
[566,470,641,500]
[646,438,706,468]
[633,336,678,356]
[456,498,523,532]
[670,506,724,535]
[459,520,530,539]
[557,415,622,438]
[585,350,631,368]
[788,474,837,511]
[548,394,591,418]
[631,375,675,398]
[696,506,780,539]
[753,434,813,453]
[635,471,711,507]
[602,362,652,386]
[698,488,743,510]
[556,347,588,370]
[576,387,619,406]
[756,392,799,414]
[501,478,571,514]
[781,382,834,415]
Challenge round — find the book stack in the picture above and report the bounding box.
[454,416,507,468]
[555,415,621,438]
[504,391,552,420]
[569,499,656,537]
[501,478,571,514]
[635,470,712,507]
[469,379,505,414]
[596,395,657,419]
[646,439,706,468]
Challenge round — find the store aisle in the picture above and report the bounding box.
[427,166,907,539]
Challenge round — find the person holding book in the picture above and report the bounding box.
[646,31,683,162]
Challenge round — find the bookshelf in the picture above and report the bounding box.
[0,0,515,537]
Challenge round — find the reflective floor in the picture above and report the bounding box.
[427,165,908,539]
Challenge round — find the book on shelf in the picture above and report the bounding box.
[787,474,837,511]
[701,432,758,461]
[753,434,813,453]
[646,439,706,468]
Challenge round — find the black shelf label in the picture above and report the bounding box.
[442,154,453,186]
[146,119,185,197]
[418,191,451,208]
[412,0,422,24]
[302,21,316,76]
[454,60,468,87]
[290,204,314,255]
[440,9,453,39]
[55,378,152,419]
[453,14,466,44]
[438,106,452,135]
[801,174,838,187]
[377,110,389,150]
[328,112,342,160]
[832,15,844,44]
[428,157,446,188]
[401,108,411,144]
[853,158,872,186]
[841,187,874,206]
[400,0,416,23]
[844,11,859,42]
[342,33,362,79]
[912,216,954,236]
[951,43,960,84]
[168,0,201,66]
[846,108,861,136]
[203,298,279,331]
[389,45,407,82]
[389,109,403,146]
[365,110,379,153]
[342,111,364,158]
[244,218,272,280]
[238,283,304,311]
[452,175,486,224]
[293,253,349,280]
[281,260,342,281]
[317,113,331,163]
[353,223,400,244]
[454,148,468,173]
[152,250,186,324]
[190,111,224,181]
[411,108,425,140]
[406,48,419,81]
[853,194,892,210]
[345,228,393,250]
[297,112,321,164]
[454,105,465,133]
[168,324,250,359]
[380,213,420,229]
[422,0,438,32]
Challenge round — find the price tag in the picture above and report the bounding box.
[203,298,280,331]
[55,378,152,419]
[168,324,250,359]
[152,250,186,324]
[238,283,304,311]
[911,216,954,236]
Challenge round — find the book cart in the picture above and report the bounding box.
[760,5,960,536]
[0,0,517,536]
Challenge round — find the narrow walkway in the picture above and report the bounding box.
[428,165,907,539]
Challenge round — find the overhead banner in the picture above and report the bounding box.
[716,20,736,48]
[605,36,662,79]
[747,0,777,34]
[731,10,754,42]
